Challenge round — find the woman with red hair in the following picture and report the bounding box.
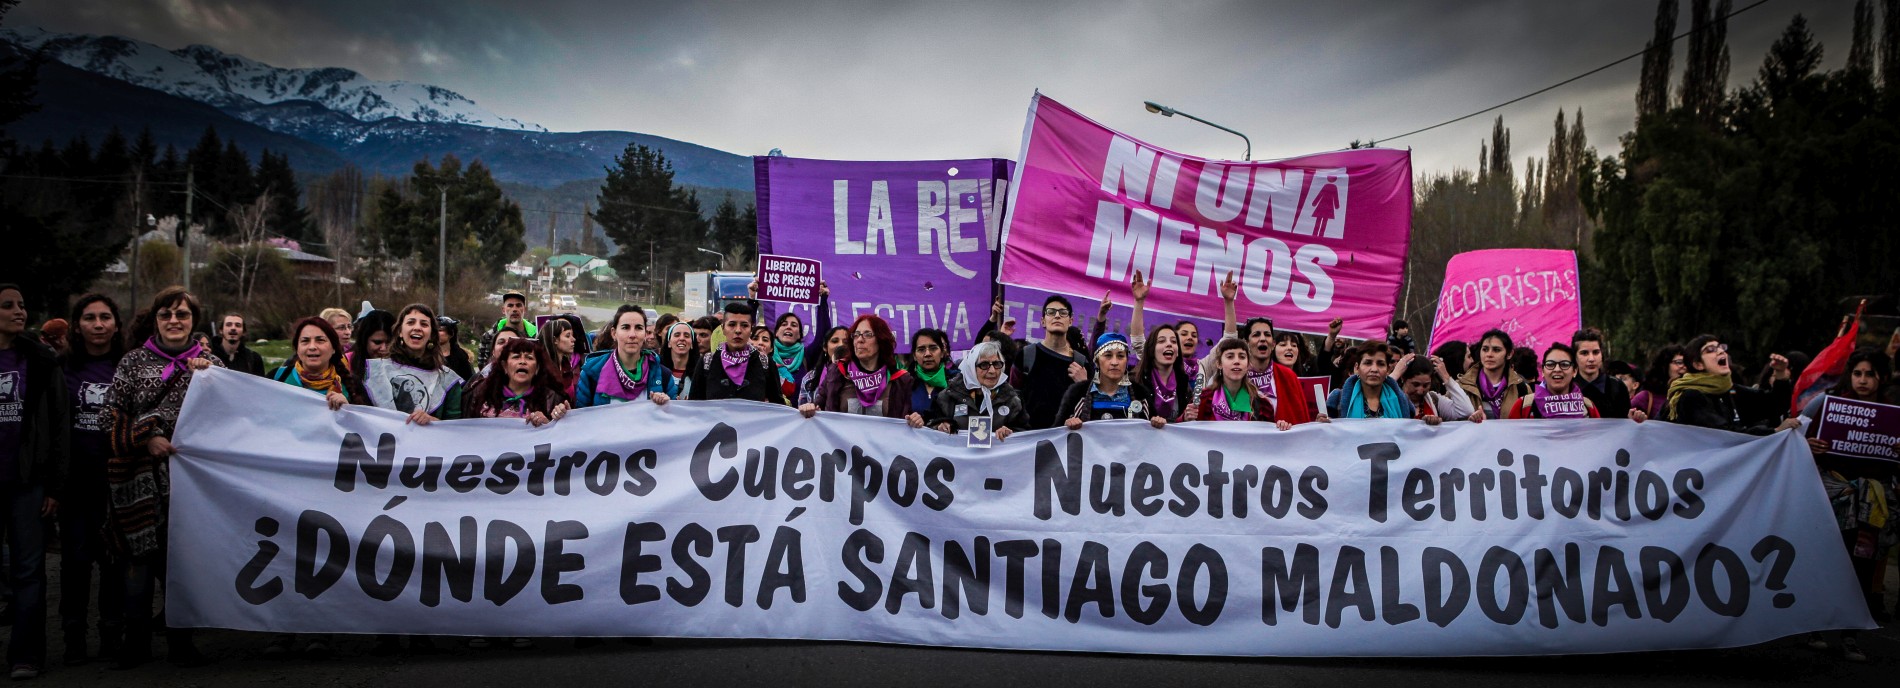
[800,314,917,419]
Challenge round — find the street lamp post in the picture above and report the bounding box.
[696,247,724,268]
[1143,100,1251,161]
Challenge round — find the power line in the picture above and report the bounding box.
[1369,0,1773,146]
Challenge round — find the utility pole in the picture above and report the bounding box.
[437,189,447,316]
[182,170,194,291]
[130,169,143,309]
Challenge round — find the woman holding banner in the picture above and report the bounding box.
[1505,343,1600,419]
[914,340,1028,438]
[575,305,661,407]
[1800,348,1895,662]
[1326,342,1416,420]
[906,328,958,415]
[268,317,364,410]
[1215,272,1319,425]
[1122,272,1195,421]
[260,316,359,660]
[1457,329,1532,422]
[1665,335,1799,434]
[466,338,570,426]
[1058,333,1166,429]
[105,287,221,669]
[1394,352,1478,423]
[802,315,916,418]
[346,308,396,377]
[1187,339,1283,426]
[362,305,464,424]
[1631,345,1686,419]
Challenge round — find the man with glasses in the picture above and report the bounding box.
[1011,296,1091,429]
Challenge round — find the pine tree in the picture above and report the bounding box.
[593,143,703,286]
[1679,0,1732,123]
[256,150,314,248]
[1636,0,1680,123]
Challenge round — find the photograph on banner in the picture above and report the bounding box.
[168,369,1874,656]
[1001,284,1223,359]
[1810,395,1900,461]
[997,93,1412,340]
[756,156,1013,352]
[755,253,823,304]
[1427,248,1581,355]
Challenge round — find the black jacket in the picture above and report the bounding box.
[690,347,786,404]
[8,338,67,493]
[1577,372,1632,419]
[210,341,266,376]
[927,383,1030,432]
[1668,379,1791,435]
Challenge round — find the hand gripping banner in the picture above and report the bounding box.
[170,369,1872,656]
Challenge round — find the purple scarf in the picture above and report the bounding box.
[595,352,646,402]
[143,338,205,381]
[719,346,750,387]
[1151,367,1178,417]
[1532,383,1590,419]
[844,362,890,407]
[1477,369,1509,418]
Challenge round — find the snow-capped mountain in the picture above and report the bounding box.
[2,26,545,132]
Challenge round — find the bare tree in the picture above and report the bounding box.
[220,190,274,309]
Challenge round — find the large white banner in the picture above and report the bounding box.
[170,369,1873,656]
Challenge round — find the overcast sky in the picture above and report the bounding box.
[13,0,1859,176]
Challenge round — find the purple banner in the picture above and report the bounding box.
[756,254,822,304]
[1812,396,1900,462]
[756,156,1013,352]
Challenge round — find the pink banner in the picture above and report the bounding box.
[997,94,1412,340]
[1427,249,1581,356]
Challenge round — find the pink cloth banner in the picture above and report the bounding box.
[1427,249,1581,356]
[997,94,1412,340]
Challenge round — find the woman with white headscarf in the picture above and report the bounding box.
[908,340,1028,439]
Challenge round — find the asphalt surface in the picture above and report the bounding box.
[28,551,1900,688]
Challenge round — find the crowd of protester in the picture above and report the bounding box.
[0,275,1896,677]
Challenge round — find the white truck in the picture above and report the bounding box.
[683,271,754,319]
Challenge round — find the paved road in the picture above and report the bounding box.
[35,551,1900,687]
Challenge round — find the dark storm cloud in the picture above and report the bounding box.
[10,0,1858,174]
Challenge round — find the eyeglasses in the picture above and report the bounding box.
[975,360,1005,370]
[1043,308,1071,318]
[155,309,191,321]
[1700,343,1728,354]
[1542,360,1575,370]
[1670,358,1685,366]
[851,331,877,340]
[914,345,943,354]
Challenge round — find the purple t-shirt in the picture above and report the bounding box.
[0,348,25,480]
[67,358,116,460]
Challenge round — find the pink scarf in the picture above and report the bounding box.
[719,346,750,387]
[144,338,205,381]
[1209,384,1250,421]
[844,362,890,407]
[1246,366,1278,405]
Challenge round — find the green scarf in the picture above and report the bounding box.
[1224,385,1253,414]
[773,340,805,385]
[913,362,948,390]
[1666,372,1732,421]
[619,352,647,387]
